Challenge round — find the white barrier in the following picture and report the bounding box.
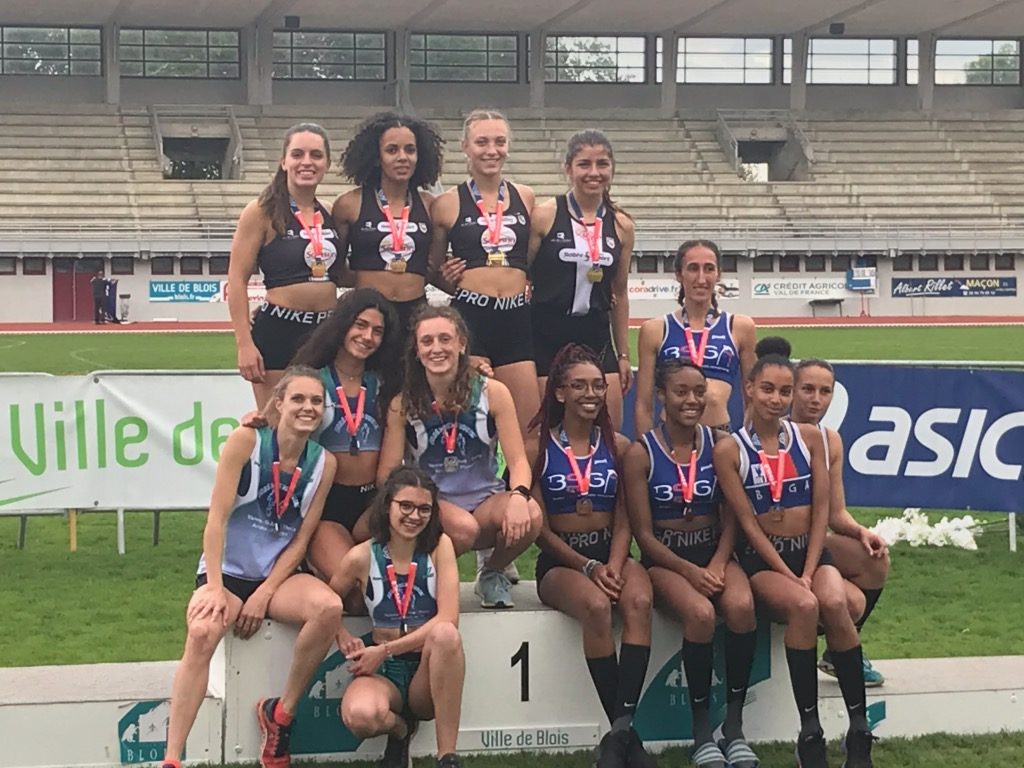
[2,585,1022,768]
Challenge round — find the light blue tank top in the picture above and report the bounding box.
[364,541,438,630]
[406,376,504,510]
[198,426,327,580]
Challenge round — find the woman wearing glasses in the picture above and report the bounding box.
[330,466,465,768]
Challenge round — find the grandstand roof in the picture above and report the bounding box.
[4,0,1023,36]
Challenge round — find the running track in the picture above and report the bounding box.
[1,315,1023,334]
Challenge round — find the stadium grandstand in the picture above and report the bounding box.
[0,0,1022,322]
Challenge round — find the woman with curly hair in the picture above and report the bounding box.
[333,112,445,330]
[376,304,542,609]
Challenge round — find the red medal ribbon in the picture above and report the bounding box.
[557,430,595,496]
[469,180,506,248]
[432,401,460,454]
[335,385,366,439]
[271,434,303,520]
[567,193,605,266]
[756,448,787,505]
[377,188,410,253]
[385,560,418,633]
[292,208,324,257]
[682,325,710,368]
[674,449,699,504]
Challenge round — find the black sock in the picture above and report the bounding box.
[830,645,868,732]
[855,588,883,633]
[682,640,715,745]
[722,629,757,743]
[612,643,650,729]
[586,653,618,725]
[785,646,821,737]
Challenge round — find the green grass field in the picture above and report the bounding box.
[1,326,1020,667]
[2,325,1024,375]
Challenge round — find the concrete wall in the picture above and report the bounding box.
[0,273,52,323]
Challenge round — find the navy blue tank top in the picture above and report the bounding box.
[732,421,813,515]
[314,367,384,454]
[258,200,342,289]
[641,424,719,522]
[658,311,740,384]
[447,181,529,271]
[347,186,431,276]
[364,541,438,631]
[538,428,619,516]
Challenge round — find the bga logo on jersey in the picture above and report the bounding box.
[118,700,171,764]
[750,463,767,485]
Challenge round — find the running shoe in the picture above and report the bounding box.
[436,754,463,768]
[817,649,837,677]
[841,728,876,768]
[475,549,520,584]
[594,728,630,768]
[626,727,658,767]
[256,697,292,768]
[475,568,514,609]
[795,729,829,768]
[379,714,416,768]
[861,655,885,687]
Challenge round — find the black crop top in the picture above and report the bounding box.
[530,194,622,316]
[347,186,432,276]
[258,200,342,289]
[447,180,529,272]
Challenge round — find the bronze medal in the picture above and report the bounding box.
[389,259,407,273]
[576,498,593,515]
[586,267,603,283]
[348,437,359,457]
[443,455,459,473]
[770,505,785,523]
[681,503,693,521]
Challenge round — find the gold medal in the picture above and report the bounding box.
[576,498,593,515]
[487,252,505,267]
[389,259,407,273]
[586,267,603,283]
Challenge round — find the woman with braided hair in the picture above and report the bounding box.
[635,240,757,434]
[530,343,656,768]
[332,111,445,330]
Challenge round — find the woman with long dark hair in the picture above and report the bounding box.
[714,356,874,768]
[287,287,401,581]
[624,358,758,768]
[376,304,542,609]
[162,367,339,768]
[227,123,342,407]
[330,466,465,768]
[528,129,635,429]
[531,343,655,768]
[635,240,756,434]
[333,112,445,330]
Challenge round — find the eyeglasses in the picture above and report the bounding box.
[563,380,609,394]
[392,499,433,518]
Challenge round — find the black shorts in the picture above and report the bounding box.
[196,572,265,602]
[532,305,618,377]
[640,524,719,569]
[321,482,377,532]
[450,288,533,368]
[738,533,835,577]
[250,301,332,370]
[391,295,429,332]
[535,526,612,586]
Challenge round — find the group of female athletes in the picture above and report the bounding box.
[161,110,891,768]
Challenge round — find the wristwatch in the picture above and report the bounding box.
[511,485,531,500]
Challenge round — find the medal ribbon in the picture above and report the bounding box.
[290,201,323,257]
[662,424,698,504]
[328,368,366,442]
[745,424,788,505]
[376,188,411,254]
[468,179,506,248]
[567,192,606,266]
[432,401,460,454]
[385,557,418,634]
[558,427,595,496]
[271,431,303,520]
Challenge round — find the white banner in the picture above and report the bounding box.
[751,276,873,299]
[626,278,738,302]
[0,372,252,511]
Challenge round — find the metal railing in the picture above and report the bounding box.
[714,110,739,172]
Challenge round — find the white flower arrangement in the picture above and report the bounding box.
[870,508,982,551]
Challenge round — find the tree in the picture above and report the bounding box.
[964,42,1020,85]
[548,37,621,82]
